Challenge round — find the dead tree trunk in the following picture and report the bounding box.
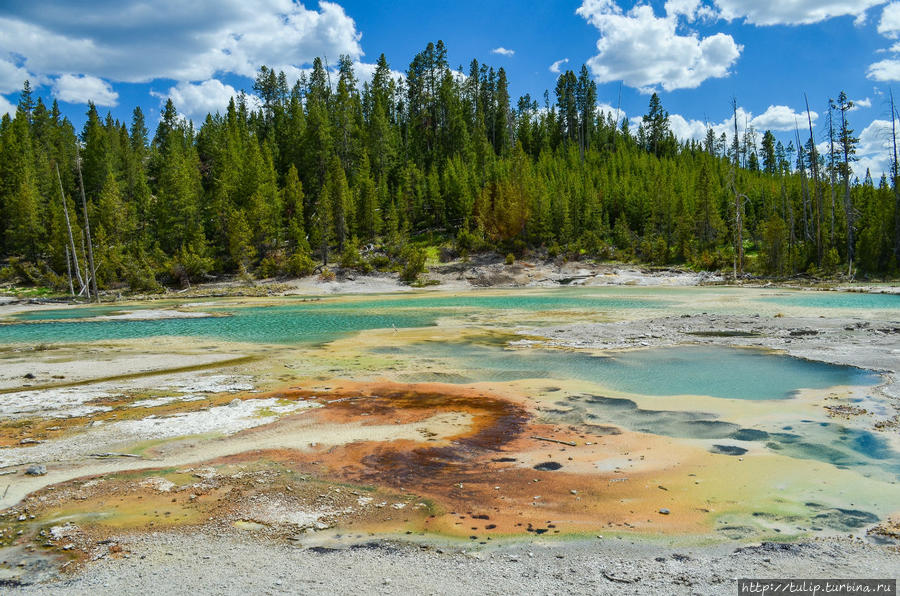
[805,94,823,266]
[65,245,74,296]
[75,145,100,303]
[891,90,900,262]
[55,162,85,293]
[732,99,743,278]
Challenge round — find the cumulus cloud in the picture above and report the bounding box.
[664,0,718,21]
[597,102,626,121]
[854,117,899,177]
[0,59,32,94]
[491,47,514,56]
[751,104,817,131]
[549,58,569,73]
[870,5,900,81]
[161,79,260,122]
[668,113,714,141]
[868,55,900,81]
[0,0,363,84]
[663,104,816,143]
[878,2,900,37]
[52,74,118,106]
[851,97,873,110]
[0,93,15,117]
[576,0,742,93]
[714,0,886,26]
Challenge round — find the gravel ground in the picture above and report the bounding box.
[6,531,898,595]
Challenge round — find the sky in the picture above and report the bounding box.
[3,0,900,177]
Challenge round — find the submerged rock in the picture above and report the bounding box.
[709,444,748,456]
[533,461,563,471]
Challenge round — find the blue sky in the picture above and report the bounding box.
[3,0,900,175]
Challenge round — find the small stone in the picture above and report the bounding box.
[570,490,577,495]
[25,464,47,476]
[659,508,670,515]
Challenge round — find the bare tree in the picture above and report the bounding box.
[731,98,744,278]
[55,162,85,295]
[75,144,100,303]
[805,94,822,266]
[835,92,857,275]
[891,89,900,261]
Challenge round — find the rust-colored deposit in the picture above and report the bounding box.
[221,380,714,538]
[1,380,729,566]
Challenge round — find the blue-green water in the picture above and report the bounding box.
[386,343,878,400]
[0,291,671,345]
[558,394,900,479]
[10,305,128,321]
[761,292,900,309]
[1,288,891,478]
[0,306,435,345]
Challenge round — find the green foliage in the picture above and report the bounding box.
[168,241,213,287]
[286,250,316,277]
[505,252,515,265]
[0,59,896,291]
[400,245,427,284]
[340,238,363,269]
[759,215,789,276]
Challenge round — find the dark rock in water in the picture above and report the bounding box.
[710,444,748,456]
[789,329,818,336]
[730,428,769,441]
[733,542,808,555]
[23,373,35,379]
[25,464,46,476]
[492,457,517,463]
[533,461,563,471]
[584,424,622,436]
[812,508,880,531]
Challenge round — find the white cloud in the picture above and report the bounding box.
[491,47,514,56]
[878,2,900,37]
[576,0,742,93]
[868,56,900,81]
[0,1,363,84]
[162,79,261,122]
[669,113,714,141]
[714,0,886,26]
[351,61,405,87]
[855,117,899,177]
[851,97,873,111]
[751,105,817,131]
[662,104,816,143]
[0,93,15,117]
[597,102,626,122]
[52,74,118,106]
[0,59,32,94]
[549,58,569,73]
[664,0,719,21]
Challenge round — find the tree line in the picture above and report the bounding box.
[1,41,898,296]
